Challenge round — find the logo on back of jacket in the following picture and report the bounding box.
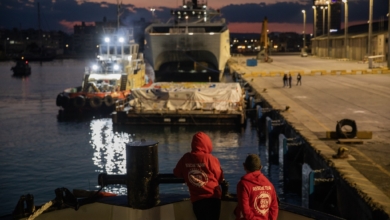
[253,186,272,216]
[186,163,208,187]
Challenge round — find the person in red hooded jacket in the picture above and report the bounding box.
[235,154,279,220]
[173,131,224,220]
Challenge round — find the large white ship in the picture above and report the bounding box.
[143,0,230,82]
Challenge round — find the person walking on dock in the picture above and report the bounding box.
[174,131,225,220]
[296,73,302,86]
[235,154,279,220]
[283,73,287,87]
[288,73,292,88]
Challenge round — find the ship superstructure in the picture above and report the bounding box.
[144,0,230,82]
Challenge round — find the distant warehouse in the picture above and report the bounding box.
[311,21,389,62]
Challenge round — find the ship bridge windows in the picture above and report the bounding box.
[150,26,224,34]
[100,45,132,56]
[100,46,115,55]
[169,27,206,33]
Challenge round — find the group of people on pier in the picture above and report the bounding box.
[283,73,302,87]
[173,131,279,220]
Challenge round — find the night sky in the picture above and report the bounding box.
[0,0,388,34]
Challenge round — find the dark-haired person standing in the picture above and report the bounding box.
[235,154,279,220]
[283,73,287,87]
[174,131,224,220]
[296,73,302,86]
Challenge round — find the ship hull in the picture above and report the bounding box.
[8,195,342,220]
[144,23,230,82]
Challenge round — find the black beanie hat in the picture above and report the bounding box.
[244,154,262,172]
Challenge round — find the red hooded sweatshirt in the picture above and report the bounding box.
[173,132,224,202]
[235,171,279,220]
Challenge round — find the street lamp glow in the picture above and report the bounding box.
[118,37,124,43]
[104,37,110,43]
[302,10,305,13]
[150,8,155,18]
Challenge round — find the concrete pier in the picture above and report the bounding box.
[228,54,390,219]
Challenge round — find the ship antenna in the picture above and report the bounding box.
[37,2,41,31]
[117,0,123,29]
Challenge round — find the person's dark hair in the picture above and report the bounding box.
[244,154,262,172]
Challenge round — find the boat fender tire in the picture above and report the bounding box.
[336,119,357,139]
[126,94,134,102]
[74,95,86,108]
[104,95,114,107]
[56,93,63,107]
[89,97,103,108]
[61,96,70,109]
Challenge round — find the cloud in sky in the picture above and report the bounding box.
[0,0,387,34]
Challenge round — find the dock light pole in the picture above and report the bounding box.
[342,0,348,59]
[185,15,189,50]
[321,6,327,36]
[302,10,306,53]
[150,8,155,21]
[388,1,390,68]
[368,0,373,56]
[326,1,331,57]
[312,6,317,38]
[185,15,189,34]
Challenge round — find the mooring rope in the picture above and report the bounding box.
[27,200,55,220]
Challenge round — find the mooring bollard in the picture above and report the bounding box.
[97,140,230,209]
[126,140,159,209]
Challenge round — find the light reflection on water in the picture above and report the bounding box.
[0,60,298,216]
[88,118,257,196]
[90,119,129,175]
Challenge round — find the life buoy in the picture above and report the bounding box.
[73,95,86,108]
[104,95,114,107]
[336,119,357,139]
[89,96,103,108]
[56,93,63,107]
[61,96,70,108]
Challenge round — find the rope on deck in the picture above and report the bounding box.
[27,200,55,220]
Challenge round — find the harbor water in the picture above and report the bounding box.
[0,60,298,217]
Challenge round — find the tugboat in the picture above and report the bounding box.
[56,27,152,118]
[10,59,31,76]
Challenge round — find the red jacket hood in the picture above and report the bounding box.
[191,132,212,154]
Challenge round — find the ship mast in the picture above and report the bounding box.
[37,2,41,31]
[117,0,122,29]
